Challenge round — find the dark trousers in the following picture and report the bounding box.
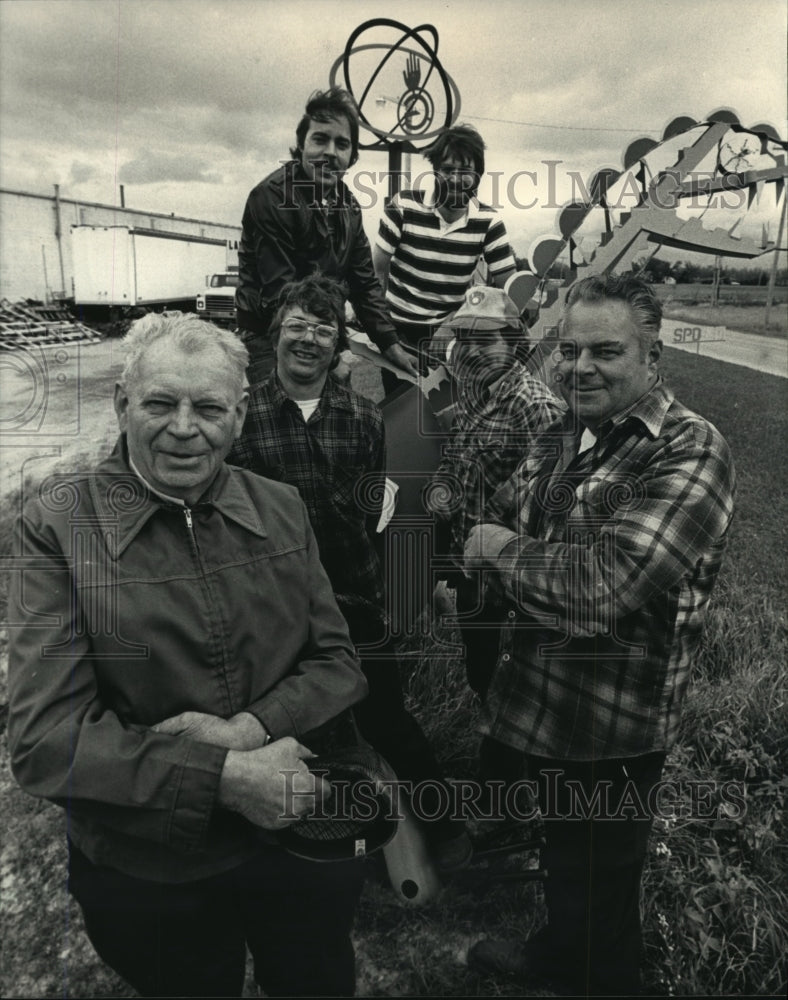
[454,576,505,700]
[68,839,365,997]
[380,321,439,396]
[455,576,523,790]
[344,608,461,844]
[237,313,275,386]
[524,751,666,996]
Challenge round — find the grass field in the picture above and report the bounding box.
[0,351,786,997]
[652,283,788,307]
[654,283,788,338]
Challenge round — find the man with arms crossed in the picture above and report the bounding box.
[8,314,367,997]
[465,275,735,995]
[236,86,417,384]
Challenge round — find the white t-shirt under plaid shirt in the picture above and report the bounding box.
[376,189,516,325]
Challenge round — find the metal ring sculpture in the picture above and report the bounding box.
[329,19,461,150]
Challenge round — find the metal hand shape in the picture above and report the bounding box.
[403,53,421,90]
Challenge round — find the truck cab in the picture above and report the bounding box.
[196,270,239,325]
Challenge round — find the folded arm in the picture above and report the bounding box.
[8,504,365,847]
[466,424,735,633]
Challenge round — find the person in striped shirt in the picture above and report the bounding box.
[373,125,517,394]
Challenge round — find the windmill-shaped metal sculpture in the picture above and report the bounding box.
[502,111,788,380]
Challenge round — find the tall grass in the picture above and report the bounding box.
[639,562,787,995]
[384,580,787,996]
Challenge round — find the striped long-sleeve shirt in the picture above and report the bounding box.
[478,380,736,760]
[376,190,516,325]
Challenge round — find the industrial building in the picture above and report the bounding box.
[0,186,241,303]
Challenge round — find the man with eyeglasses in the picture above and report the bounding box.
[373,124,517,395]
[229,274,471,872]
[236,87,418,385]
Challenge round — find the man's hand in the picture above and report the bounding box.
[433,579,456,616]
[463,523,519,576]
[382,342,420,379]
[152,711,268,750]
[332,350,353,385]
[430,328,455,365]
[218,738,329,830]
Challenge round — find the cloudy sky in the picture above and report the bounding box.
[1,0,785,261]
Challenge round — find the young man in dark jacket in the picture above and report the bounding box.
[236,87,417,384]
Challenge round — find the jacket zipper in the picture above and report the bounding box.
[182,505,235,712]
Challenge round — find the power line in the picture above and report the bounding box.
[461,112,661,134]
[375,95,660,134]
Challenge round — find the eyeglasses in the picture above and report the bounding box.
[281,319,339,346]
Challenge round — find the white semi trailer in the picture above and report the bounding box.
[70,225,228,312]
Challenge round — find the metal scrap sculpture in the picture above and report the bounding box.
[329,18,460,198]
[329,18,460,149]
[505,110,788,374]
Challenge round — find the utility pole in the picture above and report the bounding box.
[53,183,66,299]
[764,197,786,330]
[711,255,721,307]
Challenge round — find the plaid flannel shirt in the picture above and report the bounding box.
[479,379,736,760]
[228,372,386,615]
[430,362,563,556]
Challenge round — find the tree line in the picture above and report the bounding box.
[513,254,787,286]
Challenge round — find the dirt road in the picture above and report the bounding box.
[662,321,787,377]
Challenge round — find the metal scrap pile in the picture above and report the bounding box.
[0,299,103,349]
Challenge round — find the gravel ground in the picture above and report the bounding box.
[1,338,124,502]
